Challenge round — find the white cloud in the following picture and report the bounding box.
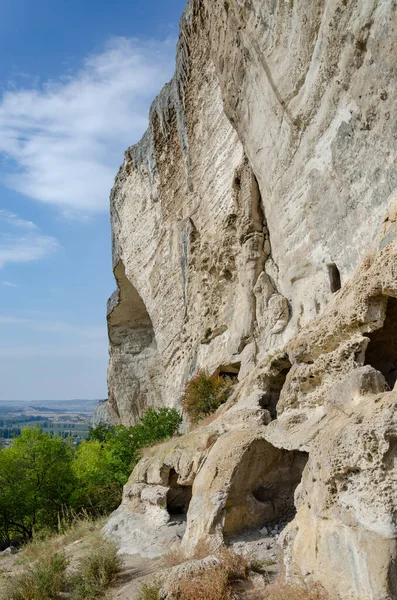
[1,280,18,287]
[0,231,59,267]
[0,37,176,212]
[0,209,37,229]
[0,210,59,268]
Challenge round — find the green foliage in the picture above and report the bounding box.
[132,408,182,449]
[181,370,232,423]
[0,428,75,543]
[3,552,68,600]
[75,408,181,513]
[68,541,122,600]
[71,440,124,514]
[0,408,182,543]
[138,583,161,600]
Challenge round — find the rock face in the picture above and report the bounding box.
[106,1,397,598]
[92,399,112,428]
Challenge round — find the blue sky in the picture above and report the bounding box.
[0,0,187,400]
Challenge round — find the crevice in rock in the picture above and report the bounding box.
[166,469,193,518]
[223,439,308,536]
[327,263,342,293]
[364,296,397,389]
[257,354,292,419]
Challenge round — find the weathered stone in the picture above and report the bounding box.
[106,1,397,598]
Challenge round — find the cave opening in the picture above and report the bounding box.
[166,469,193,517]
[364,296,397,389]
[215,362,241,382]
[223,439,308,536]
[327,263,342,293]
[250,450,309,526]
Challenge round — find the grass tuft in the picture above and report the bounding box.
[68,540,122,600]
[246,581,330,600]
[3,553,68,600]
[138,582,161,600]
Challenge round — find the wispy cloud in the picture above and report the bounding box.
[0,230,59,268]
[0,209,37,229]
[0,209,59,268]
[0,37,176,212]
[1,280,18,287]
[0,314,107,340]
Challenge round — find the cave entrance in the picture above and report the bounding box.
[166,469,192,517]
[223,439,308,536]
[327,263,342,293]
[215,362,241,382]
[364,296,397,389]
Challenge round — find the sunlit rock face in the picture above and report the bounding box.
[106,1,397,597]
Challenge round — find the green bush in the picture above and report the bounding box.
[69,541,122,600]
[132,408,182,449]
[4,553,68,600]
[181,370,232,423]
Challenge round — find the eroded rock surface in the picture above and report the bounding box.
[106,1,397,598]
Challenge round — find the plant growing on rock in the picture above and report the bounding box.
[181,370,233,423]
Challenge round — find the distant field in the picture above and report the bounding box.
[0,409,93,444]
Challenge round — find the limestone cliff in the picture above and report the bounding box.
[106,1,397,598]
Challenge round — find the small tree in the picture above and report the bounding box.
[181,370,232,423]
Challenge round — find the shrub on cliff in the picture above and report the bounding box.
[181,370,232,423]
[132,407,182,449]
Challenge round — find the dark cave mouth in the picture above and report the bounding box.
[364,296,397,389]
[166,468,192,517]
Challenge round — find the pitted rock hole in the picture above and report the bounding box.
[364,297,397,388]
[223,439,308,536]
[166,469,192,517]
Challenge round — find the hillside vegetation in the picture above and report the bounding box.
[0,408,182,546]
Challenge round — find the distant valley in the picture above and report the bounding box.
[0,399,101,445]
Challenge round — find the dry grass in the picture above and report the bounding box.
[246,581,330,600]
[175,566,232,600]
[68,540,122,600]
[162,539,213,568]
[3,553,68,600]
[169,547,249,600]
[3,517,119,600]
[218,547,249,581]
[20,514,105,564]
